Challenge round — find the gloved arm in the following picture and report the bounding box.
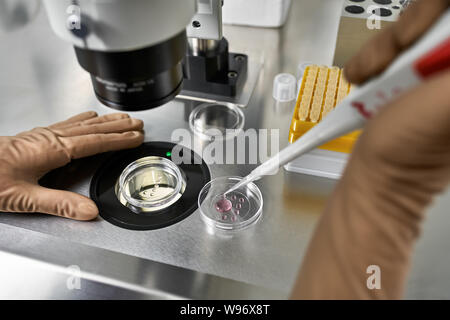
[0,111,144,221]
[291,0,450,299]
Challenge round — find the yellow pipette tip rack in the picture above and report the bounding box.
[289,65,361,154]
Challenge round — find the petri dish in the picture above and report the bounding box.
[189,103,244,141]
[115,156,186,213]
[198,176,263,231]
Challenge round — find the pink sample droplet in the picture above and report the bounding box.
[235,210,240,215]
[231,195,237,201]
[222,215,228,221]
[239,198,245,203]
[236,203,242,209]
[231,216,236,222]
[215,198,232,213]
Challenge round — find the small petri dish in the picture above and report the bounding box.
[189,103,244,141]
[198,176,263,231]
[115,156,186,213]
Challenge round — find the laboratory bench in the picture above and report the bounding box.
[0,0,449,299]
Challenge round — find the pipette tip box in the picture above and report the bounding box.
[284,64,361,179]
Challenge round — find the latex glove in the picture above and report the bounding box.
[0,111,144,221]
[292,0,450,299]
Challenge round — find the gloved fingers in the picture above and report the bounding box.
[61,131,144,159]
[291,70,450,300]
[51,118,144,137]
[81,113,130,125]
[52,113,131,131]
[344,0,449,84]
[48,111,98,129]
[356,70,450,167]
[27,185,99,220]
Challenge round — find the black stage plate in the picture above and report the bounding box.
[90,142,211,230]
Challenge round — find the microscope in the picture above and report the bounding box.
[43,0,248,111]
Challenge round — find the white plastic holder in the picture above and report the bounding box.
[222,0,292,28]
[284,149,349,180]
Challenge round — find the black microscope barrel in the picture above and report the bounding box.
[74,31,187,111]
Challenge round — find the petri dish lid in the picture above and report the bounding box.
[116,156,186,213]
[189,103,244,141]
[198,176,263,231]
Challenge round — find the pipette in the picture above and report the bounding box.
[225,9,450,196]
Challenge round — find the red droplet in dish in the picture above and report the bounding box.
[215,198,232,213]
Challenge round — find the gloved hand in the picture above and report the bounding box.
[0,111,144,221]
[292,0,450,299]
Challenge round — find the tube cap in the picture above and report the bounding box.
[273,73,297,102]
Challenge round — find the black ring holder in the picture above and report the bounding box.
[90,142,211,230]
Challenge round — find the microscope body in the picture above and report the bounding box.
[43,0,195,111]
[43,0,247,111]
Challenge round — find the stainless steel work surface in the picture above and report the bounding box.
[1,0,450,299]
